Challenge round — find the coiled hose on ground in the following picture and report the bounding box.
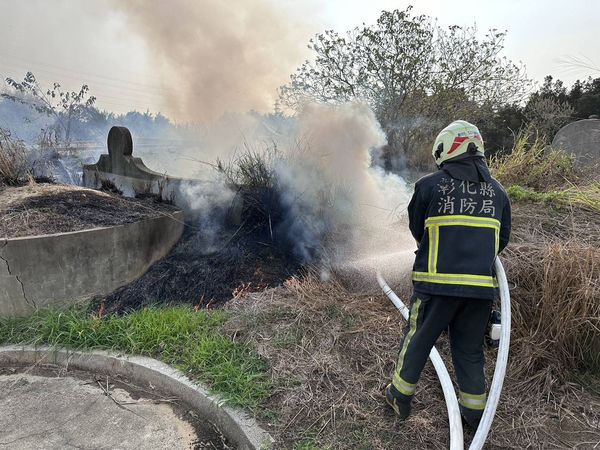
[376,257,511,450]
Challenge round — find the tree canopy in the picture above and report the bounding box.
[279,8,531,169]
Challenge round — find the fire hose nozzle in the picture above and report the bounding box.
[486,310,502,348]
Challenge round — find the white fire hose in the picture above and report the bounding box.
[376,257,511,450]
[469,258,511,450]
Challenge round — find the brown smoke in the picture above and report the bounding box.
[112,0,317,122]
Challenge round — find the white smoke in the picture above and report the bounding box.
[110,0,316,122]
[167,101,412,266]
[273,102,411,264]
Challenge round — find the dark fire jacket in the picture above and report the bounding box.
[408,156,511,300]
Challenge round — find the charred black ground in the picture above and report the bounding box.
[100,188,304,313]
[0,182,178,238]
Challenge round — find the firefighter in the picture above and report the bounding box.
[385,120,511,429]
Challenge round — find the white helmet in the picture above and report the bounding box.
[432,120,484,166]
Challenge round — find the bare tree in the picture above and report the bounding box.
[525,96,574,139]
[2,71,96,145]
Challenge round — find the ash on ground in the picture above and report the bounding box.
[100,216,301,313]
[0,182,178,239]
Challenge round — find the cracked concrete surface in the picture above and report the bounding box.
[0,240,33,310]
[0,212,184,317]
[0,240,33,316]
[0,366,228,450]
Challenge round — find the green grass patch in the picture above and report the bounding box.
[0,306,271,408]
[507,185,568,204]
[507,183,600,213]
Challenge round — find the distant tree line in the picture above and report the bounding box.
[0,72,179,146]
[478,75,600,157]
[2,7,600,173]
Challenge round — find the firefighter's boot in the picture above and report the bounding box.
[385,384,411,420]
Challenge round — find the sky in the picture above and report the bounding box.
[0,0,598,121]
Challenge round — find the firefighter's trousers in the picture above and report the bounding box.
[391,292,492,424]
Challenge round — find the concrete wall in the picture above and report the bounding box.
[0,212,184,317]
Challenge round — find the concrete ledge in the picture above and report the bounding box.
[0,212,184,317]
[0,345,274,450]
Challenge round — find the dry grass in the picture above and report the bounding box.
[216,142,279,189]
[505,242,600,393]
[224,270,600,449]
[490,128,578,190]
[225,275,453,450]
[0,128,29,186]
[506,183,600,214]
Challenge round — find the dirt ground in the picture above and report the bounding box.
[222,200,600,450]
[0,182,179,238]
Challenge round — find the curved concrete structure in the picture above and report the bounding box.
[552,119,600,167]
[82,126,243,224]
[0,346,273,450]
[0,212,184,317]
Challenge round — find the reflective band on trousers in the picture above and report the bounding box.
[459,391,487,410]
[393,372,416,396]
[412,272,498,288]
[392,298,422,396]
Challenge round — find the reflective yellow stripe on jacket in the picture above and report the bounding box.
[424,215,500,255]
[412,272,498,288]
[415,215,500,288]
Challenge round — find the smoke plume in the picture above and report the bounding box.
[112,0,316,122]
[274,102,410,264]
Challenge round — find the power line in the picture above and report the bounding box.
[0,38,167,85]
[0,57,171,99]
[0,62,165,110]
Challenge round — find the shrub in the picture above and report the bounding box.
[0,128,29,185]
